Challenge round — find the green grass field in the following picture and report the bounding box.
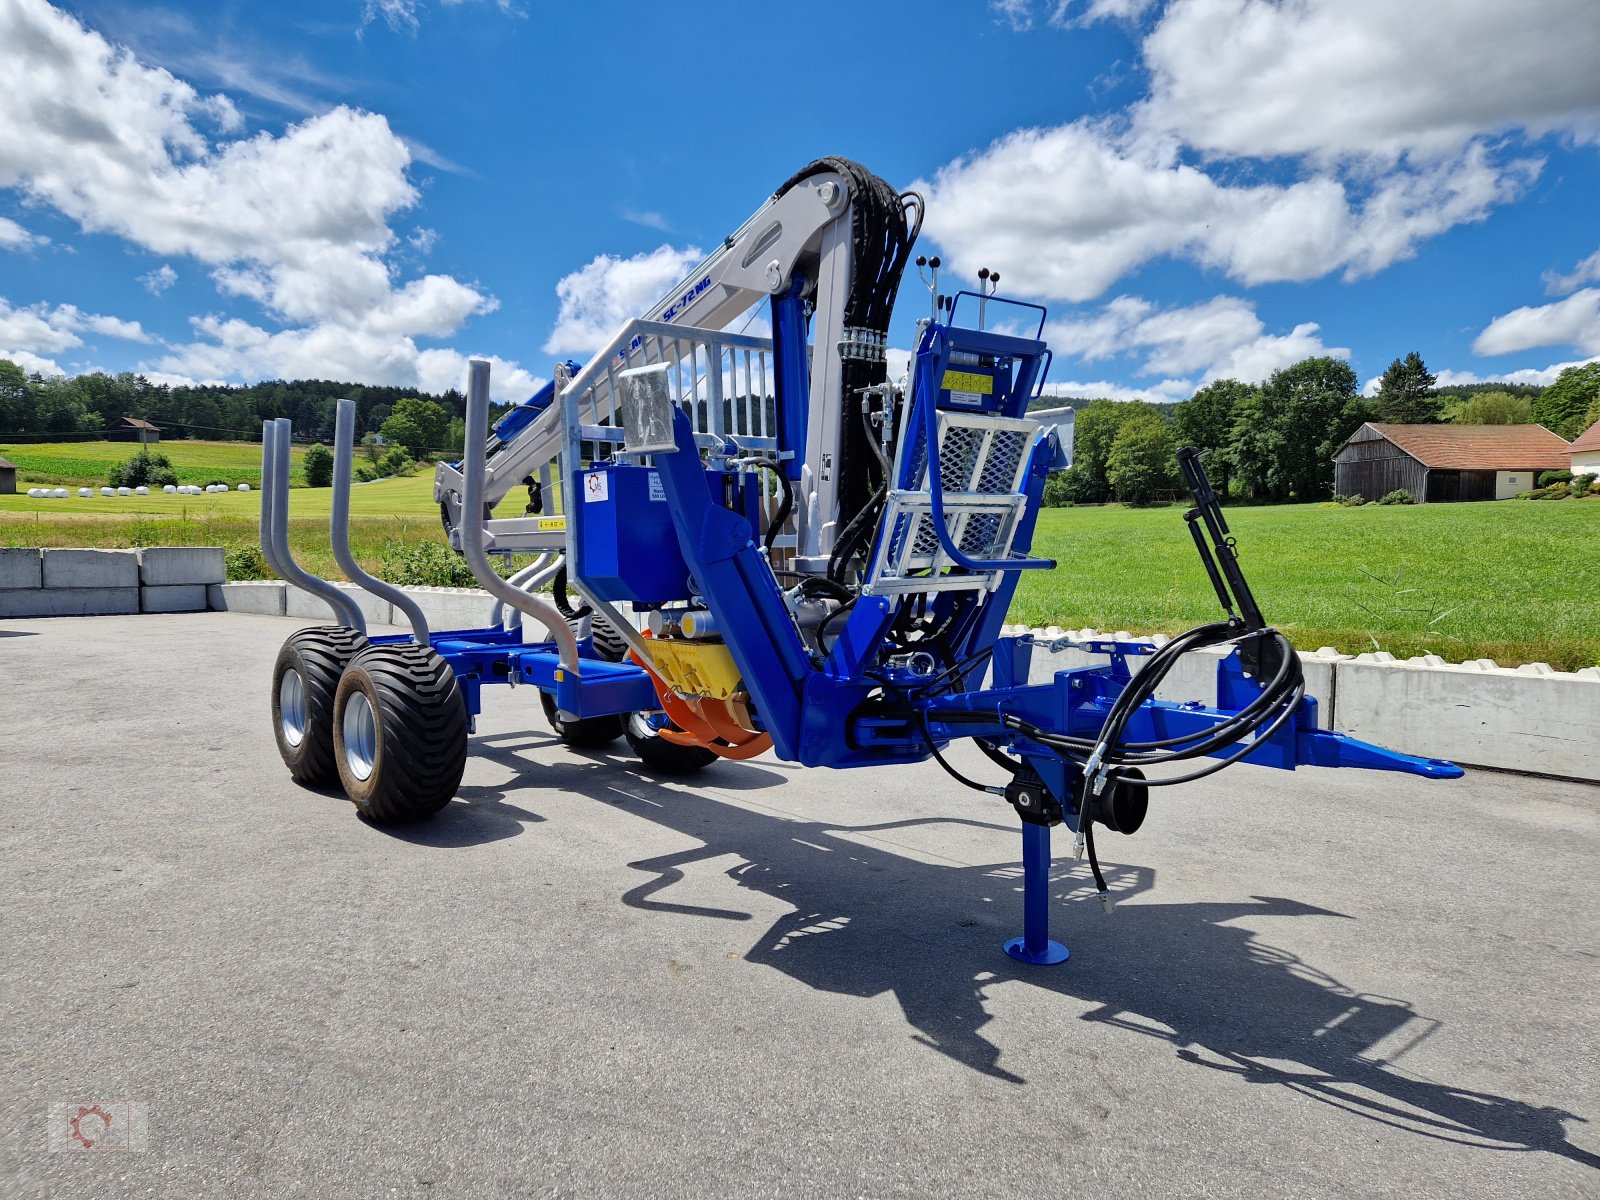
[1015,501,1600,670]
[0,439,305,490]
[2,438,1595,669]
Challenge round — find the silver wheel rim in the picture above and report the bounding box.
[279,669,307,748]
[343,690,377,781]
[628,711,662,740]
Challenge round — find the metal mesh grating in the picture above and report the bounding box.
[977,430,1029,494]
[937,426,985,491]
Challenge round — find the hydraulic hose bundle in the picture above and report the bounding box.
[928,448,1306,904]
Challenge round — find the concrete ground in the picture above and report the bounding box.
[1,612,1596,1199]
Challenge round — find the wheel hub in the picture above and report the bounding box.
[279,669,307,748]
[343,690,377,781]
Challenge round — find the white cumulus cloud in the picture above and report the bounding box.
[1543,248,1600,296]
[918,126,1528,301]
[1434,358,1600,388]
[543,244,704,357]
[152,315,543,403]
[937,0,1594,302]
[1138,0,1600,161]
[1473,289,1600,357]
[1045,294,1343,391]
[0,0,531,394]
[141,264,178,294]
[0,216,47,250]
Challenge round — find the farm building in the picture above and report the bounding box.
[108,416,161,444]
[1571,421,1600,476]
[1333,423,1572,503]
[0,456,15,495]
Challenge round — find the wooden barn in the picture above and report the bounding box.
[1333,423,1572,503]
[0,456,15,495]
[108,416,161,444]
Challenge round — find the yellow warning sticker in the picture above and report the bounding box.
[537,517,567,531]
[942,369,994,395]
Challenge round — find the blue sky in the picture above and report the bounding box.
[1,0,1597,403]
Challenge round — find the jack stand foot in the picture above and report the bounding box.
[1004,936,1069,965]
[1002,820,1070,966]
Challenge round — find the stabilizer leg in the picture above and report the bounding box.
[1003,821,1070,966]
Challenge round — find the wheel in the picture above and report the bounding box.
[540,691,625,748]
[272,626,369,786]
[624,712,717,775]
[332,644,469,824]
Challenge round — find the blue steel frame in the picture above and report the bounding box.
[386,308,1462,966]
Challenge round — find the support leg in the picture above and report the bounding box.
[1003,821,1070,965]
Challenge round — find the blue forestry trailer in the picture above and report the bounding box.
[261,157,1460,964]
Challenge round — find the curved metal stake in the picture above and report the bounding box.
[1003,822,1070,966]
[461,359,580,671]
[331,399,430,645]
[263,419,366,633]
[492,552,558,631]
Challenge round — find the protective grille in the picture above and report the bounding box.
[937,426,985,491]
[978,430,1029,494]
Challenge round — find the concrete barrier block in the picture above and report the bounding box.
[399,586,496,633]
[142,584,208,613]
[0,548,42,589]
[0,587,139,617]
[1334,659,1599,780]
[285,581,393,626]
[41,548,139,589]
[138,546,226,586]
[209,580,287,615]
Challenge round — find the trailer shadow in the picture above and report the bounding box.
[388,729,1595,1169]
[573,749,1596,1168]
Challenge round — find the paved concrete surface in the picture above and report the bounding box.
[2,612,1596,1199]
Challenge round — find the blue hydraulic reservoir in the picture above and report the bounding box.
[574,463,690,605]
[574,462,767,606]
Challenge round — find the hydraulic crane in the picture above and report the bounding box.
[261,157,1460,964]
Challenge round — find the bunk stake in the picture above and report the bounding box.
[1003,821,1070,966]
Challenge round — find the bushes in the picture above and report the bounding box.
[1538,469,1573,487]
[1376,489,1416,505]
[377,539,479,588]
[1572,473,1596,496]
[1330,493,1367,507]
[225,544,272,580]
[302,443,333,488]
[108,448,179,488]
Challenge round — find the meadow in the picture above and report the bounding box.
[2,440,1595,669]
[0,439,304,490]
[1016,500,1600,670]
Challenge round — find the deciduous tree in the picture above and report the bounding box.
[1453,390,1531,425]
[1106,411,1176,504]
[1534,362,1600,440]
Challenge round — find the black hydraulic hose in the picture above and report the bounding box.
[755,462,794,555]
[974,737,1021,776]
[917,712,1002,795]
[827,480,888,585]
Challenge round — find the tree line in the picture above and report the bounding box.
[0,358,473,457]
[1041,355,1600,506]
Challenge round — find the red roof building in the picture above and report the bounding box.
[1570,420,1600,475]
[1333,423,1571,502]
